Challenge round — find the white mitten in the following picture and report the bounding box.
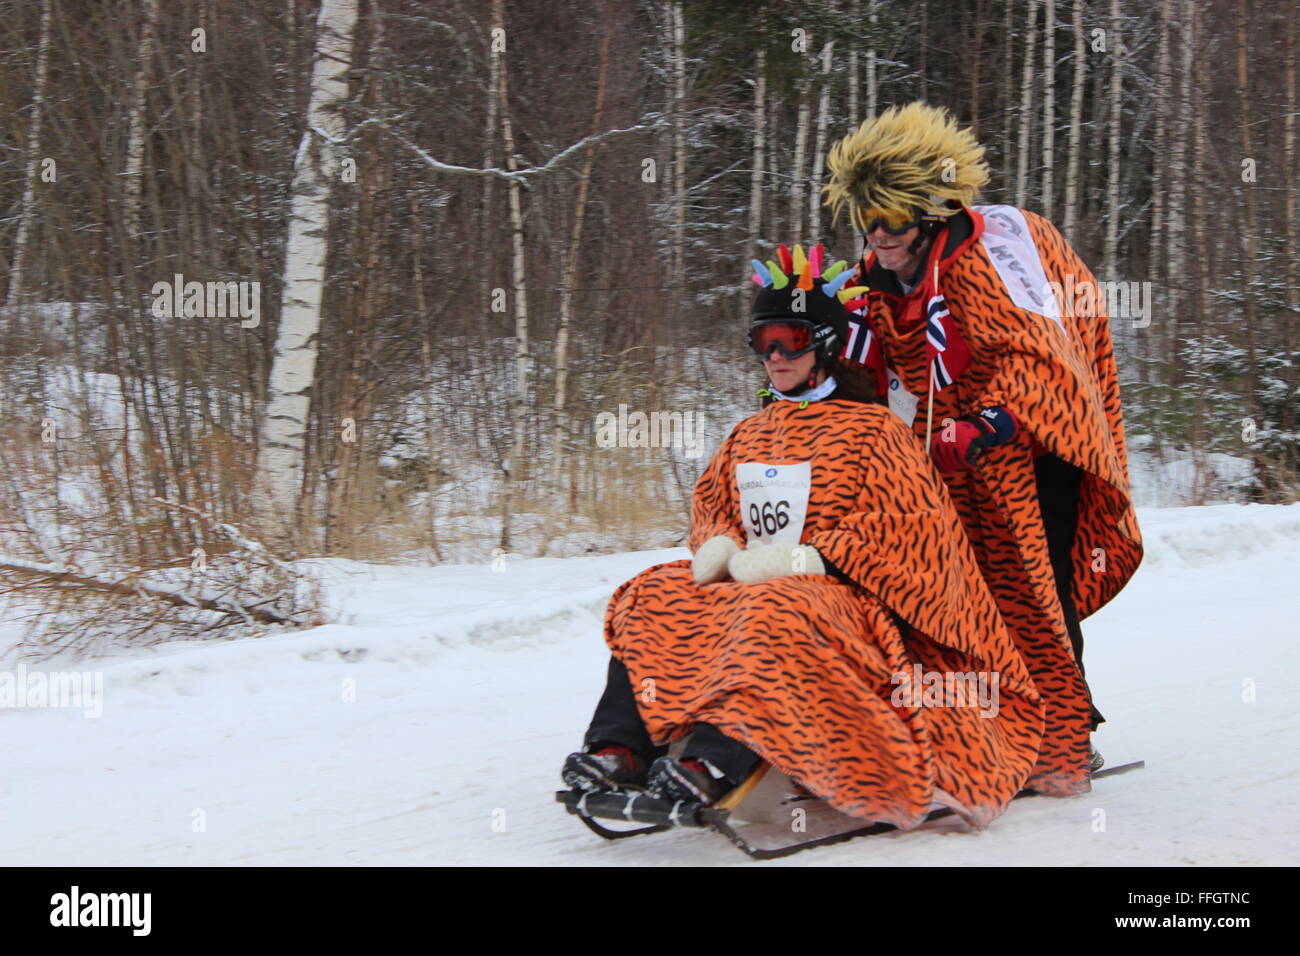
[692,535,741,585]
[728,543,825,583]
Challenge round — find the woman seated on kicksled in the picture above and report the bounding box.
[561,243,1047,831]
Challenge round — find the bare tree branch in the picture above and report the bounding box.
[381,112,667,185]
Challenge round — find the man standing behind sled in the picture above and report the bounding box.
[822,101,1143,795]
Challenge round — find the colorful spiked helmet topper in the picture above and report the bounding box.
[749,242,870,362]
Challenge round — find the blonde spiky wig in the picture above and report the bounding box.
[822,102,991,232]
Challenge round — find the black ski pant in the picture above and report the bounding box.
[1034,452,1105,731]
[582,656,761,784]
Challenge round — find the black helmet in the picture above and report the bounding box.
[748,242,868,373]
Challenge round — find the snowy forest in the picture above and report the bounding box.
[0,0,1296,652]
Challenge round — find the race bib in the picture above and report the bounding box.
[886,367,919,427]
[974,203,1066,333]
[736,462,811,546]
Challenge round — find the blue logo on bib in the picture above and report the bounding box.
[764,467,777,478]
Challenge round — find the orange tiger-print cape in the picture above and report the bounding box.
[846,203,1143,794]
[603,398,1046,830]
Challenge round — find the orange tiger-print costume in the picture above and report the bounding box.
[604,397,1046,830]
[846,204,1143,796]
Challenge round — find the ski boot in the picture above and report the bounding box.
[646,756,735,805]
[562,744,649,793]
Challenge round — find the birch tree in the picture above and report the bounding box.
[1003,0,1014,178]
[1015,0,1040,208]
[744,46,767,323]
[1042,0,1057,218]
[254,0,358,530]
[671,1,686,285]
[1168,0,1194,375]
[1150,0,1171,288]
[1285,0,1297,455]
[866,2,878,119]
[1190,1,1211,480]
[1103,0,1122,279]
[1235,0,1261,416]
[552,5,613,487]
[808,40,835,235]
[970,0,985,137]
[1063,0,1087,241]
[6,0,53,308]
[790,57,811,241]
[123,0,161,239]
[848,0,859,122]
[496,0,530,551]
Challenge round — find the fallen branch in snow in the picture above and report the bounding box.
[0,501,325,659]
[0,555,308,626]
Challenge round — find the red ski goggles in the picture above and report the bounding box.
[747,319,821,360]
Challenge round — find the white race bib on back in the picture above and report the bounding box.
[736,462,811,546]
[886,367,919,427]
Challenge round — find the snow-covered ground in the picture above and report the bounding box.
[3,504,1299,866]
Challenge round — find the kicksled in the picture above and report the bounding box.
[555,759,1146,860]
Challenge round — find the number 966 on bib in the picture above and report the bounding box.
[735,462,812,546]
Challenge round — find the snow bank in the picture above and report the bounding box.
[1135,503,1300,568]
[3,506,1298,866]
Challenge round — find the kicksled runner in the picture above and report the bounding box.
[556,759,1145,860]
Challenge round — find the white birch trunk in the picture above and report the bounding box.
[496,0,530,550]
[1042,0,1056,218]
[1015,0,1040,209]
[1286,0,1296,334]
[481,1,499,304]
[1169,0,1193,367]
[791,75,811,241]
[1235,0,1260,406]
[867,4,878,119]
[671,1,686,283]
[1150,0,1171,284]
[745,48,767,320]
[1063,0,1087,242]
[1103,0,1122,279]
[123,0,161,239]
[254,0,358,525]
[1284,0,1296,458]
[1142,0,1171,385]
[765,97,780,240]
[7,0,53,307]
[1003,0,1014,177]
[809,41,834,234]
[1190,2,1210,486]
[848,0,859,122]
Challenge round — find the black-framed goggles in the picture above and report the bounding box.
[862,207,927,235]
